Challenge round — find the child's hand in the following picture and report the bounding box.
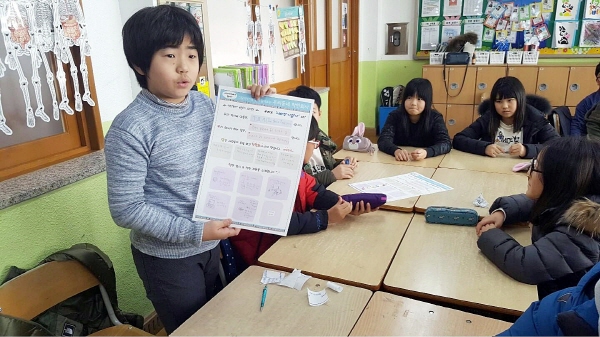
[327,196,352,224]
[508,143,526,157]
[485,144,504,157]
[202,219,241,241]
[477,223,497,237]
[350,201,377,215]
[476,211,504,236]
[332,164,354,179]
[394,148,411,161]
[410,149,427,161]
[248,85,276,99]
[345,157,359,169]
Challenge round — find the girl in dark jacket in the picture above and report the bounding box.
[453,76,559,159]
[377,78,451,161]
[476,137,600,299]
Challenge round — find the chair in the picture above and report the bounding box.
[0,260,152,336]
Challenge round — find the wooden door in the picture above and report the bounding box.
[445,104,474,139]
[423,66,446,104]
[565,66,597,106]
[475,66,507,104]
[536,66,569,107]
[327,0,354,145]
[446,66,476,105]
[305,0,356,145]
[507,66,538,94]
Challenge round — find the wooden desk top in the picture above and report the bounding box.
[383,215,537,315]
[333,145,445,168]
[350,292,512,336]
[327,161,436,212]
[439,149,527,174]
[259,210,413,290]
[415,168,527,217]
[173,266,372,336]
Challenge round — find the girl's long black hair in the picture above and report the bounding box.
[396,78,435,136]
[487,76,526,139]
[531,137,600,233]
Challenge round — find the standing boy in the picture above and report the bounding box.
[105,5,273,334]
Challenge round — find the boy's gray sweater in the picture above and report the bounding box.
[105,89,218,259]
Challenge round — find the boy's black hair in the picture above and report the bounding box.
[488,76,526,138]
[531,137,600,233]
[595,62,600,77]
[307,116,320,141]
[122,5,204,89]
[395,78,435,137]
[288,85,321,109]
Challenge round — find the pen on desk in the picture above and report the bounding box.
[260,285,267,312]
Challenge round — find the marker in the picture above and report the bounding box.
[344,158,350,165]
[260,285,267,312]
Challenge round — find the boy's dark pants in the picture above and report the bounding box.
[131,245,220,334]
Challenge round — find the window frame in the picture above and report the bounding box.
[0,47,104,182]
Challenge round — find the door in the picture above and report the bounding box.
[423,65,446,104]
[446,66,476,105]
[565,66,598,106]
[305,0,356,146]
[536,67,569,107]
[445,104,473,139]
[475,66,507,104]
[507,66,538,94]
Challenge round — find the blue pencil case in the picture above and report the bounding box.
[425,206,479,226]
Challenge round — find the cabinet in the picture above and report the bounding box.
[423,64,597,137]
[157,0,215,97]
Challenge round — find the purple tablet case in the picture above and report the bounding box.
[341,193,387,208]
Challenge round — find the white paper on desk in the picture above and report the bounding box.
[349,172,453,202]
[308,289,329,306]
[279,269,311,290]
[191,87,313,236]
[261,270,285,284]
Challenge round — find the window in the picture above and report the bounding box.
[0,46,103,182]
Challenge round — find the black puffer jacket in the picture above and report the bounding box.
[477,194,600,299]
[377,107,451,158]
[453,95,559,159]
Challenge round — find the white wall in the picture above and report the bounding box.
[82,0,134,122]
[358,0,416,62]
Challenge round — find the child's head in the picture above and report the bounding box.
[122,5,204,102]
[488,76,526,136]
[401,78,433,123]
[304,116,320,164]
[288,86,322,122]
[595,62,600,88]
[530,137,600,231]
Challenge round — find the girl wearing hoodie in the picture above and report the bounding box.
[476,137,600,299]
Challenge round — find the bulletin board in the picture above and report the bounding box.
[415,0,600,59]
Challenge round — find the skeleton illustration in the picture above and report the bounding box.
[33,0,60,119]
[1,0,50,127]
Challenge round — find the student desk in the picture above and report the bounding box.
[415,167,527,217]
[258,210,413,290]
[383,215,537,316]
[349,292,512,336]
[327,161,436,212]
[439,149,527,174]
[333,145,445,168]
[173,266,372,336]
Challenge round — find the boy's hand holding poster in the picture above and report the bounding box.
[193,87,313,236]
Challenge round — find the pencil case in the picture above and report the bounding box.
[425,206,479,226]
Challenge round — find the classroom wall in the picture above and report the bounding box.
[356,0,600,130]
